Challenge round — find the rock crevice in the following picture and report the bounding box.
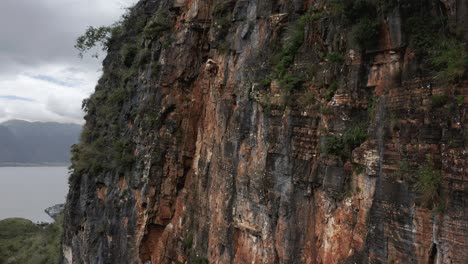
[62,0,467,263]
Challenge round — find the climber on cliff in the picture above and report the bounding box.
[205,58,218,75]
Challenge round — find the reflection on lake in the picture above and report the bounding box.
[0,167,69,222]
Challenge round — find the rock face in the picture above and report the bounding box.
[62,0,467,263]
[45,204,65,221]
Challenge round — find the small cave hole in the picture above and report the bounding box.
[231,94,237,106]
[429,243,438,264]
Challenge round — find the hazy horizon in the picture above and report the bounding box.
[0,120,81,165]
[0,167,69,222]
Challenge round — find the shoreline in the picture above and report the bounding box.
[0,163,70,167]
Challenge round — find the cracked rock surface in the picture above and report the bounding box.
[62,1,467,263]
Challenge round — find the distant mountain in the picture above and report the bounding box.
[0,120,82,166]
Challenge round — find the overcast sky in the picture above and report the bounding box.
[0,0,138,124]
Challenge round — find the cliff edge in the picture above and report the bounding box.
[62,0,467,263]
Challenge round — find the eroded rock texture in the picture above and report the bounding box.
[62,0,467,263]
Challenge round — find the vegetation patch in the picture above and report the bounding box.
[297,90,316,107]
[329,0,379,50]
[322,135,345,156]
[321,122,368,159]
[278,73,304,92]
[416,162,442,209]
[211,0,235,51]
[121,43,139,68]
[324,81,339,101]
[70,6,163,178]
[75,26,112,58]
[0,216,63,263]
[191,256,209,264]
[343,123,368,152]
[326,52,344,64]
[272,12,321,91]
[143,9,171,40]
[394,160,411,178]
[319,105,333,115]
[351,18,380,50]
[431,95,448,108]
[403,3,467,82]
[431,40,468,83]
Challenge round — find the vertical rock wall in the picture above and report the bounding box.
[62,0,467,263]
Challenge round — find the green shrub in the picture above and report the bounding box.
[355,166,365,175]
[70,143,105,175]
[0,218,40,239]
[456,95,464,105]
[344,0,377,23]
[298,90,316,107]
[330,0,377,22]
[394,160,411,178]
[404,12,467,82]
[110,24,123,38]
[329,0,346,17]
[321,122,367,158]
[121,44,138,68]
[0,216,63,263]
[161,39,173,49]
[416,163,442,208]
[351,17,379,50]
[367,94,376,120]
[322,135,345,156]
[431,40,468,83]
[96,224,107,234]
[183,235,193,249]
[217,41,231,54]
[319,105,333,115]
[279,73,304,91]
[259,77,272,88]
[355,186,362,193]
[431,95,448,108]
[75,26,112,58]
[112,139,135,170]
[191,256,209,264]
[376,0,398,14]
[324,81,339,101]
[273,12,321,90]
[343,123,367,152]
[326,52,344,64]
[212,1,235,39]
[137,48,151,66]
[70,133,135,176]
[143,9,171,39]
[108,86,129,106]
[405,15,440,57]
[212,0,234,17]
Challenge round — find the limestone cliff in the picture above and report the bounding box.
[62,0,467,263]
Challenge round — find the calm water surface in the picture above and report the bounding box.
[0,167,69,222]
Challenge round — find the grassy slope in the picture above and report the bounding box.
[0,216,62,264]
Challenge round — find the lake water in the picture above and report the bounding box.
[0,167,69,223]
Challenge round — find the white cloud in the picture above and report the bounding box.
[0,63,101,124]
[0,0,138,124]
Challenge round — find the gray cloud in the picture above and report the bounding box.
[0,0,138,124]
[0,95,34,102]
[46,95,84,121]
[0,0,136,75]
[31,75,74,87]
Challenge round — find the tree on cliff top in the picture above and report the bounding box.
[75,26,112,58]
